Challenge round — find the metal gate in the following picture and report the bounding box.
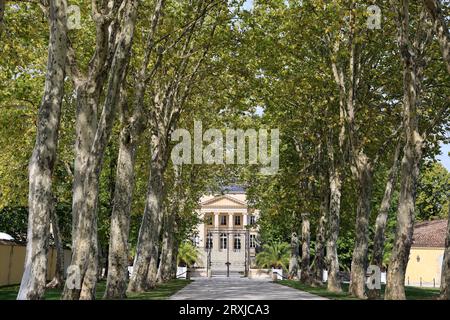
[205,229,250,277]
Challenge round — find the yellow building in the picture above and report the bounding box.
[405,219,447,287]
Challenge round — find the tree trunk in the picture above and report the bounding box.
[104,0,164,296]
[288,231,300,279]
[80,226,99,300]
[62,1,138,300]
[326,166,342,293]
[368,141,401,299]
[126,205,152,292]
[47,200,65,289]
[314,186,328,283]
[349,153,373,299]
[64,85,103,300]
[145,162,166,288]
[423,0,450,74]
[385,139,422,299]
[104,126,138,299]
[440,201,450,299]
[300,213,311,284]
[0,0,5,38]
[17,0,67,300]
[127,156,165,292]
[372,142,401,268]
[168,217,180,281]
[156,231,170,283]
[385,0,424,300]
[157,206,176,283]
[65,81,99,301]
[171,240,180,279]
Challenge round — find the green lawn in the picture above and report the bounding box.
[0,279,191,300]
[278,280,441,300]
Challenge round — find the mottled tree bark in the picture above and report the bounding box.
[127,200,153,292]
[314,185,328,283]
[17,0,67,300]
[104,0,165,299]
[367,141,401,299]
[326,27,349,294]
[47,200,65,288]
[63,0,138,300]
[0,0,5,38]
[67,81,100,300]
[331,13,373,298]
[423,0,450,74]
[300,213,311,284]
[372,142,401,268]
[288,231,299,279]
[145,157,167,288]
[349,153,373,299]
[128,0,214,292]
[326,165,342,293]
[385,139,422,300]
[171,240,180,279]
[157,207,176,283]
[440,202,450,299]
[128,156,165,292]
[104,125,138,299]
[127,129,167,293]
[385,0,426,300]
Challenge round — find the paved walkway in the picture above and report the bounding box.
[169,277,327,300]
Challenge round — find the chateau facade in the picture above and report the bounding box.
[194,188,259,276]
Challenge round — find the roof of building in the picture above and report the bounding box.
[220,185,246,194]
[201,194,247,207]
[412,219,448,248]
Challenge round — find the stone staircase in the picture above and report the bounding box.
[210,270,245,278]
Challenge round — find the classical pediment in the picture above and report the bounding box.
[201,194,247,208]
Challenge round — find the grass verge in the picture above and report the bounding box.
[0,279,191,300]
[278,280,440,300]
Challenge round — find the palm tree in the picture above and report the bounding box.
[256,242,290,270]
[177,242,199,267]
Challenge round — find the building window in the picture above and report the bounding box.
[220,215,227,226]
[234,215,241,226]
[234,234,241,251]
[205,214,213,226]
[220,233,227,249]
[250,234,257,248]
[249,215,256,225]
[206,232,213,249]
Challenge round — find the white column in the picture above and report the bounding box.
[198,214,205,248]
[214,212,220,250]
[243,213,248,226]
[229,212,234,230]
[214,212,219,229]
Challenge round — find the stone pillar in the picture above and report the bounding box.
[214,212,220,249]
[214,212,219,229]
[243,213,248,226]
[229,213,234,229]
[198,219,205,248]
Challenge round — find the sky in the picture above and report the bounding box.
[437,143,450,171]
[243,0,253,10]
